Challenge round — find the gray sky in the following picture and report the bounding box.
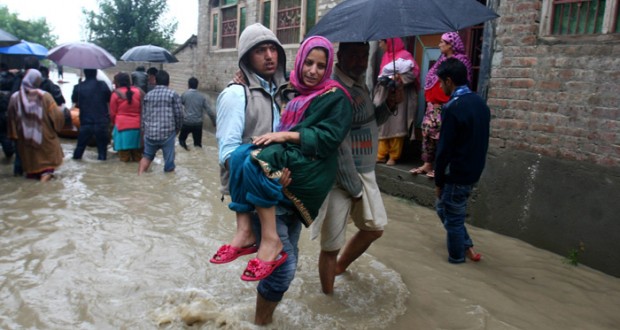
[2,0,198,44]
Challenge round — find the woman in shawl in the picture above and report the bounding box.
[110,72,143,162]
[410,32,473,177]
[7,69,67,182]
[211,36,353,281]
[374,37,420,166]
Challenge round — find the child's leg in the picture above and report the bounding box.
[230,212,256,248]
[255,206,283,262]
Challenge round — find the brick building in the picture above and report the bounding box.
[191,0,620,276]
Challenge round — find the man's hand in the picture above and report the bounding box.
[279,168,292,188]
[233,70,247,85]
[386,75,404,109]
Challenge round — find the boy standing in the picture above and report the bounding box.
[434,58,490,264]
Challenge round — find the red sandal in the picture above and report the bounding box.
[209,244,258,264]
[241,251,288,281]
[467,248,482,262]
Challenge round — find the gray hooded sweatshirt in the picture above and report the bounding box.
[217,23,289,195]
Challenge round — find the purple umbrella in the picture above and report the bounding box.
[0,40,48,59]
[0,28,19,47]
[47,42,116,69]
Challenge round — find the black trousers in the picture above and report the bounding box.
[179,123,203,147]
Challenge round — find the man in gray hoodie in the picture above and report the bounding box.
[215,23,296,325]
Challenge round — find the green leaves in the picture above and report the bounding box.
[0,5,58,49]
[83,0,178,57]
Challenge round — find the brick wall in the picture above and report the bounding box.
[195,0,340,92]
[488,0,620,167]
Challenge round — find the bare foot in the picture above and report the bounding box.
[256,239,283,262]
[230,229,256,249]
[409,163,433,175]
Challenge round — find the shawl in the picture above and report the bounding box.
[379,38,419,77]
[17,69,46,147]
[278,36,350,132]
[424,32,473,91]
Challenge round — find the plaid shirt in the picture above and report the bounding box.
[142,85,183,140]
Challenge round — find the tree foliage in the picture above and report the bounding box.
[83,0,178,58]
[0,5,58,49]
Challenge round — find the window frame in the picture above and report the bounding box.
[210,1,244,50]
[541,0,619,36]
[261,0,317,45]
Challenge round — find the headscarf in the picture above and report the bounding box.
[379,38,419,77]
[278,36,351,132]
[424,32,473,90]
[17,69,46,146]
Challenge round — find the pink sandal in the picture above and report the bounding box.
[209,244,258,264]
[241,251,288,281]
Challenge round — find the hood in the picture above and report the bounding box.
[238,23,287,88]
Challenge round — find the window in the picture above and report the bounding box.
[261,0,317,45]
[263,1,272,27]
[277,0,302,44]
[543,0,619,35]
[221,6,238,48]
[212,14,219,47]
[210,0,243,49]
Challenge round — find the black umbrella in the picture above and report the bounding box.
[306,0,499,42]
[120,45,179,63]
[0,28,20,47]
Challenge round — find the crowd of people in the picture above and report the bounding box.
[0,57,214,179]
[0,24,491,326]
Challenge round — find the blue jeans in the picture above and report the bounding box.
[73,123,109,160]
[143,132,176,172]
[436,183,474,263]
[252,212,301,302]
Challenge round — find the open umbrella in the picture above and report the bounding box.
[306,0,499,42]
[47,42,116,69]
[0,40,48,59]
[120,45,179,63]
[0,28,20,47]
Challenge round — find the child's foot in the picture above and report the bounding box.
[256,240,284,262]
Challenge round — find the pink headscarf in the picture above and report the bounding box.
[278,36,351,132]
[17,69,46,146]
[379,38,419,77]
[424,32,473,90]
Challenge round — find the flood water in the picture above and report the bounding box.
[1,72,619,329]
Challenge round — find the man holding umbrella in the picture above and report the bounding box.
[312,42,403,294]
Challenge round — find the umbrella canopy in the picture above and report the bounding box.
[0,40,48,59]
[120,45,179,63]
[47,42,116,69]
[306,0,499,42]
[0,28,20,47]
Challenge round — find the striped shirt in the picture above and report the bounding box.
[332,65,392,196]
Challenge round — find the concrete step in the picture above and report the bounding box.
[375,162,437,208]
